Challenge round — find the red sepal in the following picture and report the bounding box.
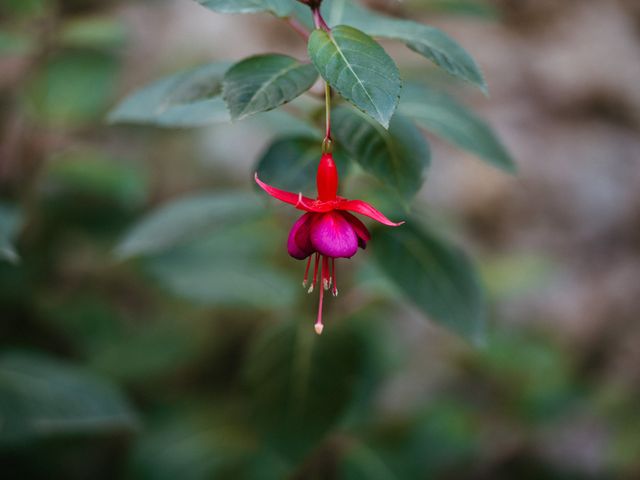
[254,173,315,211]
[338,199,404,227]
[316,153,338,201]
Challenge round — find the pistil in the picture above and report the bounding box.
[315,279,325,335]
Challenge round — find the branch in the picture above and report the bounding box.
[285,17,310,40]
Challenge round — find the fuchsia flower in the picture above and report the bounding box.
[255,152,403,335]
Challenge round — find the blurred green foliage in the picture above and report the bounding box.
[25,51,119,127]
[2,1,640,479]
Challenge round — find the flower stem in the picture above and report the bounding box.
[312,7,330,31]
[285,17,310,40]
[323,81,332,148]
[308,5,332,152]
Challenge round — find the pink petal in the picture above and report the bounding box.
[310,211,359,259]
[339,211,371,249]
[338,199,404,227]
[254,173,315,210]
[287,213,316,259]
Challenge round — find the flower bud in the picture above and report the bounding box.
[316,153,338,201]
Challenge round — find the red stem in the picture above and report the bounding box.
[312,7,330,31]
[285,17,310,40]
[324,82,331,143]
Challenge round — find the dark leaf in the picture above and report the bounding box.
[332,106,430,201]
[255,136,349,194]
[321,0,486,92]
[143,219,296,309]
[0,352,138,445]
[372,221,486,342]
[400,85,515,172]
[0,203,22,264]
[243,315,387,461]
[223,54,317,121]
[115,191,263,259]
[308,25,401,128]
[108,62,230,127]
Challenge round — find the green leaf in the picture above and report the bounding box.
[322,0,486,92]
[340,441,399,480]
[114,191,263,259]
[38,294,220,384]
[108,62,230,127]
[0,203,22,264]
[372,221,486,342]
[400,85,515,172]
[256,109,321,137]
[130,415,237,480]
[0,352,138,445]
[194,0,293,17]
[308,25,401,128]
[255,136,349,194]
[147,257,296,309]
[144,219,296,309]
[45,149,149,206]
[347,402,480,478]
[243,315,387,461]
[89,320,203,383]
[332,106,430,201]
[223,54,318,121]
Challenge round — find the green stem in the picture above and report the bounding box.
[322,82,333,153]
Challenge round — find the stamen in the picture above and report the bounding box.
[302,256,312,288]
[322,256,330,291]
[308,253,320,294]
[331,258,338,296]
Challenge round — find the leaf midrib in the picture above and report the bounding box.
[326,28,385,123]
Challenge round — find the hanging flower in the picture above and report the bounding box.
[255,152,403,334]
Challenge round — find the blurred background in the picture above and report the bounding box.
[2,0,640,478]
